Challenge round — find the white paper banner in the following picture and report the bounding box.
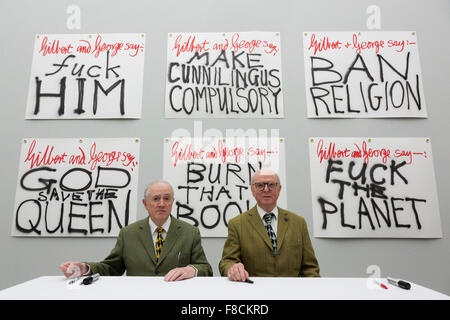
[25,33,145,119]
[12,138,140,237]
[163,136,286,237]
[165,31,284,118]
[303,31,427,118]
[309,137,442,238]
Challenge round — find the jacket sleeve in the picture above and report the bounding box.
[299,220,320,277]
[85,229,126,276]
[189,227,213,276]
[218,218,242,276]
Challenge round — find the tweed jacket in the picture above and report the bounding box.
[87,216,213,277]
[219,206,320,277]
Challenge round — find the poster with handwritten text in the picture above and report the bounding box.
[303,31,427,118]
[309,137,441,238]
[12,138,140,237]
[25,33,145,119]
[165,32,283,118]
[163,136,286,237]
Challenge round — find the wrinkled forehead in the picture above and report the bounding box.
[252,172,280,184]
[148,183,174,197]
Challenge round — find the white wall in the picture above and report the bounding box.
[0,0,448,295]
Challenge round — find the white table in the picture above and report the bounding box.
[0,276,448,300]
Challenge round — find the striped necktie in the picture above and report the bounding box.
[155,227,165,261]
[263,213,277,254]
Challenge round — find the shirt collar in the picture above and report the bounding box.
[148,215,171,234]
[256,205,278,222]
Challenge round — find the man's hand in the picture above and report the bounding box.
[59,261,89,279]
[164,266,196,282]
[227,262,249,282]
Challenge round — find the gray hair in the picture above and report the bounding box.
[143,180,174,201]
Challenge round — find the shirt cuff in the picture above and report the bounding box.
[188,265,198,277]
[83,264,92,276]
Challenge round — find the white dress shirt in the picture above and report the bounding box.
[256,205,278,235]
[148,216,171,255]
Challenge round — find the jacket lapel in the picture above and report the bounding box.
[276,207,289,251]
[157,216,180,266]
[137,217,157,265]
[247,206,273,251]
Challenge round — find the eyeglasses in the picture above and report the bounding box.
[150,195,173,203]
[252,182,279,191]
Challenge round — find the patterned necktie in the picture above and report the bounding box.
[263,213,277,254]
[155,227,165,261]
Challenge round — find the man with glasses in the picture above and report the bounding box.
[59,180,213,281]
[219,169,320,281]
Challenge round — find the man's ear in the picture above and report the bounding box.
[250,185,256,197]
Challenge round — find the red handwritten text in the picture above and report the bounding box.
[24,140,68,169]
[231,33,262,53]
[308,33,342,55]
[88,143,136,170]
[352,33,385,54]
[39,37,74,56]
[172,35,209,57]
[316,139,351,164]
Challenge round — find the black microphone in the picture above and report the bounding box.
[81,273,100,285]
[387,277,411,290]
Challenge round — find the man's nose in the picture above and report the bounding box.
[158,198,165,206]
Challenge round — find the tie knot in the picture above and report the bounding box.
[156,227,164,235]
[263,213,274,225]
